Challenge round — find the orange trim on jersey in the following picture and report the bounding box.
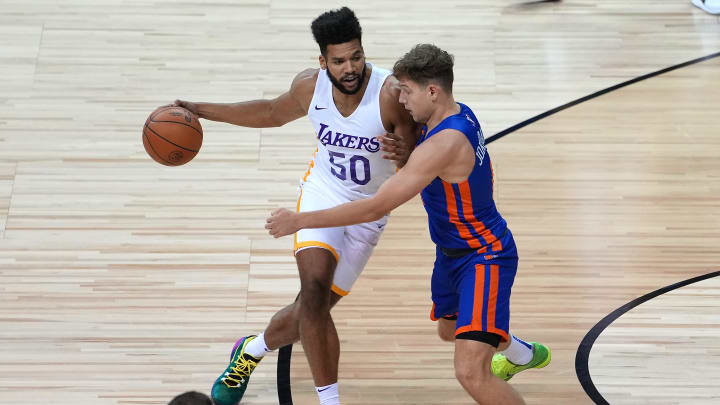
[293,188,340,270]
[494,330,509,342]
[453,264,509,342]
[331,284,349,296]
[455,263,486,336]
[430,304,459,321]
[442,181,481,249]
[486,264,508,342]
[430,303,438,321]
[293,189,303,251]
[457,180,502,251]
[302,147,318,182]
[472,263,486,330]
[488,327,509,343]
[296,189,303,213]
[293,241,339,262]
[486,265,499,332]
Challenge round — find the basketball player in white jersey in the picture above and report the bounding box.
[170,7,417,405]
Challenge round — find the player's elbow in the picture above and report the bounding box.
[267,100,291,128]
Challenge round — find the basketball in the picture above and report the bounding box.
[143,106,203,166]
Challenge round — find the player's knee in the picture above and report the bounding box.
[299,280,332,313]
[454,361,492,387]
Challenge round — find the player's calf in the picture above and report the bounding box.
[454,335,526,405]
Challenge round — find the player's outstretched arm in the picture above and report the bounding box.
[265,129,463,237]
[172,68,317,128]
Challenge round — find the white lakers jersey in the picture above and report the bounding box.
[303,64,396,200]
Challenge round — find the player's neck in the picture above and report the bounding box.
[425,97,460,133]
[331,64,372,117]
[332,86,365,111]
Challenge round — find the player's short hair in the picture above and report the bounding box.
[393,44,454,92]
[311,7,362,56]
[168,391,212,405]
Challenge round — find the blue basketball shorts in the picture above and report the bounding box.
[430,234,518,342]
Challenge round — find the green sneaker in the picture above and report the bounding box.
[491,342,551,381]
[211,336,262,405]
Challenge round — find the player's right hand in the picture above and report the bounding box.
[266,208,300,238]
[378,132,412,168]
[172,99,200,116]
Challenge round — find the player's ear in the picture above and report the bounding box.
[428,84,439,100]
[319,54,327,70]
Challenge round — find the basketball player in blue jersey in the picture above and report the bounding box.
[169,8,417,405]
[267,44,551,404]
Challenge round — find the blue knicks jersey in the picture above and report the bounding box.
[419,103,508,253]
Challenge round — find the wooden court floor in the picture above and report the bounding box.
[1,1,719,404]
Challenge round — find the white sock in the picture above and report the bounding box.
[316,382,340,405]
[245,332,272,359]
[501,335,533,365]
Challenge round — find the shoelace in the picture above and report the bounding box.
[223,355,258,387]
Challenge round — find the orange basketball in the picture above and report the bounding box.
[142,106,203,166]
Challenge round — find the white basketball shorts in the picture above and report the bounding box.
[294,180,387,296]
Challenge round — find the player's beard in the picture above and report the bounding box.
[327,63,367,95]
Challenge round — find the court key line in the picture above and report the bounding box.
[576,271,720,405]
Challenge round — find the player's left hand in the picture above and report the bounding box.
[266,208,299,238]
[378,132,412,167]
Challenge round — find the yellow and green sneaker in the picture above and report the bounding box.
[211,336,262,405]
[491,342,551,381]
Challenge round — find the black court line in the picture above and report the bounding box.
[275,51,720,405]
[277,344,293,405]
[486,51,720,145]
[576,271,720,405]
